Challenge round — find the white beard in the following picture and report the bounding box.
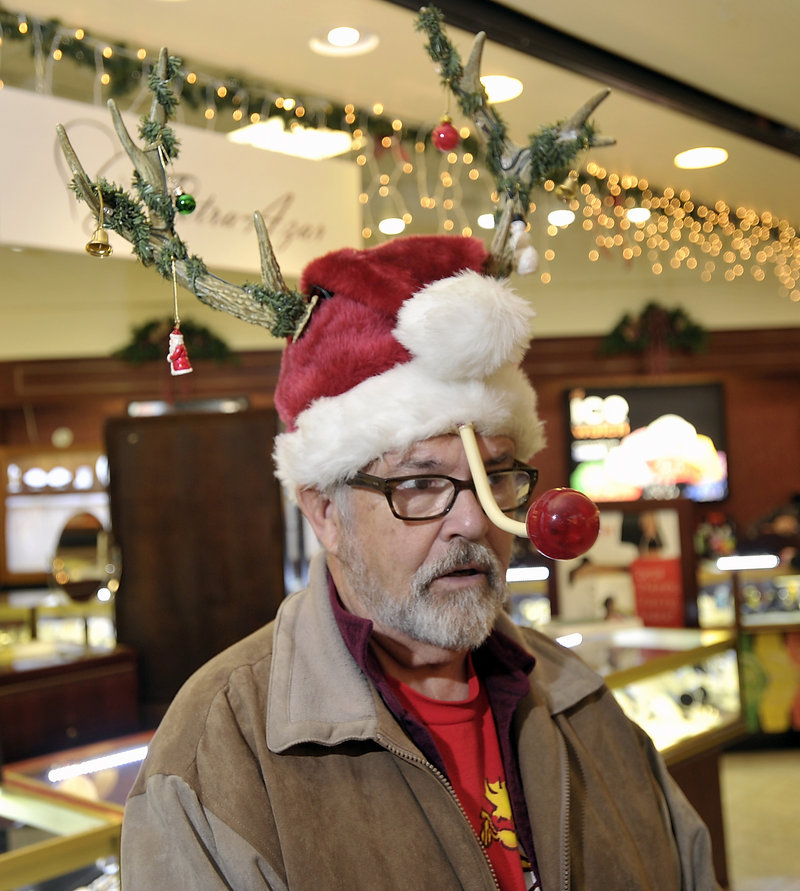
[339,539,508,651]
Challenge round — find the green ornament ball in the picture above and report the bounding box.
[176,192,196,215]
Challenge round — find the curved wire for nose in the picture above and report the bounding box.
[457,423,529,537]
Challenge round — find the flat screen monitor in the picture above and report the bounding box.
[567,382,728,503]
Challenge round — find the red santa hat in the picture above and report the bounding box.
[273,234,545,495]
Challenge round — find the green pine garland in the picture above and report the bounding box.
[242,284,309,338]
[0,6,466,151]
[63,47,317,338]
[113,317,234,364]
[416,5,598,211]
[601,302,707,356]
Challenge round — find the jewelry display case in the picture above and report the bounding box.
[0,641,138,763]
[690,563,800,735]
[0,781,121,891]
[0,445,110,589]
[731,567,800,735]
[537,622,745,763]
[0,588,116,650]
[736,568,800,627]
[2,733,152,891]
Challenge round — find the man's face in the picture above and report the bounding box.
[328,433,517,652]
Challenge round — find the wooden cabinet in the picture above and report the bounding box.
[0,644,138,763]
[105,410,286,726]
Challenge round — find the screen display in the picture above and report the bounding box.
[567,383,728,503]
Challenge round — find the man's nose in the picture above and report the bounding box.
[442,484,491,538]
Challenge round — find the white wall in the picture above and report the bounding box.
[3,229,798,362]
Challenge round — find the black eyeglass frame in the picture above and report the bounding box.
[345,460,539,521]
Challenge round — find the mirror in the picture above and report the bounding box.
[49,511,121,603]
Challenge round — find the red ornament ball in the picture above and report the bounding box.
[432,118,460,152]
[525,488,600,560]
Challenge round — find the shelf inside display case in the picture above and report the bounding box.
[736,569,800,629]
[0,782,121,891]
[540,623,745,763]
[0,587,117,651]
[1,733,153,891]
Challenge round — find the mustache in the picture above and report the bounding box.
[414,541,504,592]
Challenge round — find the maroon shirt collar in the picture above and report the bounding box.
[327,571,535,691]
[326,571,537,863]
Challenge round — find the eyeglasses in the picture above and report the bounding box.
[346,461,538,521]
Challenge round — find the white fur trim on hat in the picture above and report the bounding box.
[394,270,535,381]
[274,357,545,498]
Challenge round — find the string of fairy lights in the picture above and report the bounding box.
[538,163,800,297]
[1,6,799,301]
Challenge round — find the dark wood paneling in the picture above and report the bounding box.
[522,328,800,533]
[0,646,138,762]
[1,326,798,533]
[105,410,286,726]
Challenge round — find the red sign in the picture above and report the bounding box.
[630,557,684,627]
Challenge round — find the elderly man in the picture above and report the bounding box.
[121,235,719,890]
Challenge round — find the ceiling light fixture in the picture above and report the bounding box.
[547,209,575,227]
[674,146,728,169]
[327,26,360,47]
[480,75,523,104]
[626,207,651,224]
[378,217,405,235]
[309,27,379,57]
[477,213,496,230]
[227,118,353,160]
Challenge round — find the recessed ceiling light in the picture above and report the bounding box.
[548,209,575,227]
[309,27,379,57]
[327,27,360,47]
[378,217,405,235]
[674,146,728,169]
[480,75,523,104]
[227,119,353,160]
[626,207,651,224]
[477,213,496,230]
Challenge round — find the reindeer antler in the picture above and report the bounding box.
[56,48,310,338]
[416,6,615,276]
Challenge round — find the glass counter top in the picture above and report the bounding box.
[0,640,118,675]
[0,783,120,891]
[4,732,152,814]
[537,622,743,758]
[539,621,735,680]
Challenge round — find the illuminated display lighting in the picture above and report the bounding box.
[47,745,149,783]
[716,554,781,571]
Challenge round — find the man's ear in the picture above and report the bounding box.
[295,486,343,555]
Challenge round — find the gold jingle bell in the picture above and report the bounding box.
[85,226,113,258]
[554,173,579,201]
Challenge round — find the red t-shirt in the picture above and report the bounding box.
[388,662,533,891]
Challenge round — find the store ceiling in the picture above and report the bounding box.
[8,0,800,242]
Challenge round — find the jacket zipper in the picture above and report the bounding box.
[380,737,502,891]
[556,731,571,891]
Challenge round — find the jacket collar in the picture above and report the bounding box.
[266,552,604,753]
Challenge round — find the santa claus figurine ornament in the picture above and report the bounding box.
[167,325,193,376]
[166,259,193,376]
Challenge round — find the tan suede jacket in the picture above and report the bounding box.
[121,553,720,890]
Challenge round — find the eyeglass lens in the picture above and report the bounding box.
[390,470,532,520]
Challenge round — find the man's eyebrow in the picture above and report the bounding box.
[485,450,514,468]
[392,455,442,473]
[389,450,515,475]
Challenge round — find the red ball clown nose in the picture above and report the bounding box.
[525,488,600,560]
